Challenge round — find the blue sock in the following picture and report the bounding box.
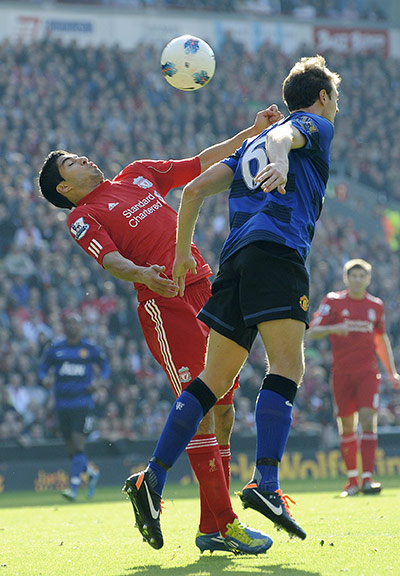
[149,390,204,495]
[255,389,293,492]
[148,386,211,496]
[70,452,87,493]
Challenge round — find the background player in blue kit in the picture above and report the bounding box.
[124,55,341,548]
[38,314,110,500]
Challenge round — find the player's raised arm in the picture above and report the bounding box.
[198,105,283,173]
[255,122,306,195]
[173,163,234,296]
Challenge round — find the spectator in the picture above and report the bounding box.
[0,36,398,449]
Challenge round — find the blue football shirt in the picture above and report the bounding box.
[220,111,334,264]
[38,338,110,411]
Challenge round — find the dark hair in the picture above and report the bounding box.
[38,150,75,209]
[282,55,341,113]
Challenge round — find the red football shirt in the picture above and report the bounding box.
[66,157,211,302]
[310,290,385,374]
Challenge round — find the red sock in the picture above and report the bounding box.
[187,434,236,536]
[340,433,358,482]
[219,444,231,489]
[360,432,377,481]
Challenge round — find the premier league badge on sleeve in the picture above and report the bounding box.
[70,217,89,240]
[299,116,318,133]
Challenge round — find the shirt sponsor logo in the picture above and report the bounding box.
[59,361,86,377]
[122,192,166,217]
[70,217,89,240]
[122,191,167,228]
[343,320,373,333]
[153,190,166,204]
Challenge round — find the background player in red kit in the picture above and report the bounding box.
[38,105,282,554]
[308,259,399,497]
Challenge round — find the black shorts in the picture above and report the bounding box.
[57,408,93,440]
[198,241,310,351]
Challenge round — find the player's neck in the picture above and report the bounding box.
[347,289,365,300]
[70,178,104,205]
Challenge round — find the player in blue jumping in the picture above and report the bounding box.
[39,313,110,500]
[124,55,341,548]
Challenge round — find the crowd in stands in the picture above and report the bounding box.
[8,0,389,21]
[0,35,399,450]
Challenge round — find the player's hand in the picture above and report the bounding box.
[389,373,400,389]
[141,264,179,298]
[173,254,197,297]
[253,105,284,132]
[255,161,288,195]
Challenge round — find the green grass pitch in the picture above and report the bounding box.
[1,477,399,576]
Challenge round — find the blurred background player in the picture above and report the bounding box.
[38,106,282,553]
[38,314,110,500]
[308,259,400,497]
[125,54,341,549]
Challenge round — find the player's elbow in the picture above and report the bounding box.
[183,179,206,203]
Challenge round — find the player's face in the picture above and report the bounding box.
[57,154,104,189]
[323,84,339,123]
[346,268,371,293]
[64,316,82,342]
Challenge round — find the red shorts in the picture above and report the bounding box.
[138,278,236,405]
[331,369,380,418]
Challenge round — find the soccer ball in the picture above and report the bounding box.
[160,35,216,91]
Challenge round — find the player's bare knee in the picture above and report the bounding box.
[269,361,304,385]
[200,372,234,399]
[359,408,377,433]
